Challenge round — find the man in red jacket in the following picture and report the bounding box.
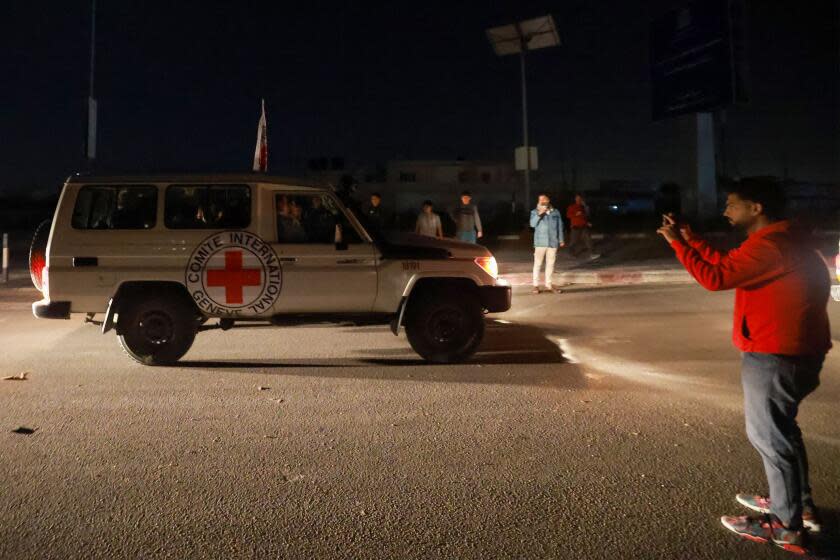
[657,178,830,554]
[566,194,597,259]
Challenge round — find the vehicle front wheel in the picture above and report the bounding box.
[404,288,484,363]
[117,294,197,365]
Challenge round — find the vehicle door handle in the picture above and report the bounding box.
[337,258,369,264]
[278,257,297,262]
[73,257,98,267]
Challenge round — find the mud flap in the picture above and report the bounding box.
[390,297,408,336]
[102,297,116,334]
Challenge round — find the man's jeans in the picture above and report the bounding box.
[533,246,558,288]
[741,352,822,529]
[568,227,592,257]
[457,231,477,244]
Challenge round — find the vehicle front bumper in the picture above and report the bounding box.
[480,283,512,313]
[32,299,71,320]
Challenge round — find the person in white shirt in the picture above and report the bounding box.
[530,193,565,294]
[415,200,443,238]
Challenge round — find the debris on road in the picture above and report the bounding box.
[2,372,29,381]
[11,426,36,435]
[258,386,270,391]
[272,398,284,403]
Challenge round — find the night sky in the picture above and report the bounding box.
[2,0,838,195]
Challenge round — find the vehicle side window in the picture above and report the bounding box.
[275,193,362,244]
[72,185,157,230]
[165,185,251,229]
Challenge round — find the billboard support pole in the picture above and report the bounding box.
[86,0,97,163]
[697,112,717,220]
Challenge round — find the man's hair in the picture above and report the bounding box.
[422,199,433,207]
[727,177,786,220]
[537,192,550,200]
[371,192,382,199]
[461,190,472,197]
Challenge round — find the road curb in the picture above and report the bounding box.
[501,269,692,286]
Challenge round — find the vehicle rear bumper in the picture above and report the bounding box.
[480,284,511,312]
[32,299,71,320]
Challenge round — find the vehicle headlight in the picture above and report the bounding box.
[474,256,498,279]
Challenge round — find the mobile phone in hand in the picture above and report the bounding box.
[662,213,681,227]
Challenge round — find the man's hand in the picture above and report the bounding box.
[559,242,566,248]
[662,213,693,241]
[657,223,680,243]
[477,231,483,239]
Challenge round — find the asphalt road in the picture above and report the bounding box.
[2,281,839,559]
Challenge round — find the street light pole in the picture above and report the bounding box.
[519,45,530,207]
[486,15,559,215]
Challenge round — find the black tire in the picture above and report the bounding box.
[29,219,51,292]
[117,294,197,365]
[404,288,485,363]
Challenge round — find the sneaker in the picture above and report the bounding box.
[547,286,562,294]
[736,494,822,533]
[531,287,540,294]
[720,514,808,555]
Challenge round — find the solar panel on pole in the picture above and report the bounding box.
[486,15,560,212]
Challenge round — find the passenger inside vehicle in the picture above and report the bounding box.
[276,195,307,243]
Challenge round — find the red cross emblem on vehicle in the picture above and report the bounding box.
[206,251,262,304]
[186,232,282,316]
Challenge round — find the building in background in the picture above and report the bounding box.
[307,158,525,234]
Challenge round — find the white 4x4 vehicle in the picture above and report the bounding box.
[31,174,511,365]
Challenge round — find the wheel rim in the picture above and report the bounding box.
[137,311,175,346]
[428,307,465,345]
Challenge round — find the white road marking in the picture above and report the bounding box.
[550,337,715,391]
[553,338,579,364]
[552,337,840,448]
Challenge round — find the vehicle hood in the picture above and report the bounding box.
[378,232,492,260]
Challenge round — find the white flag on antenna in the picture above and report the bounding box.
[253,99,268,172]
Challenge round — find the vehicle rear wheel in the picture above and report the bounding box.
[405,288,484,363]
[117,294,197,365]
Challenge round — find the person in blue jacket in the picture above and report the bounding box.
[530,193,565,294]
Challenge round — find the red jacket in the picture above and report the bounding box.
[567,203,589,228]
[671,220,831,356]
